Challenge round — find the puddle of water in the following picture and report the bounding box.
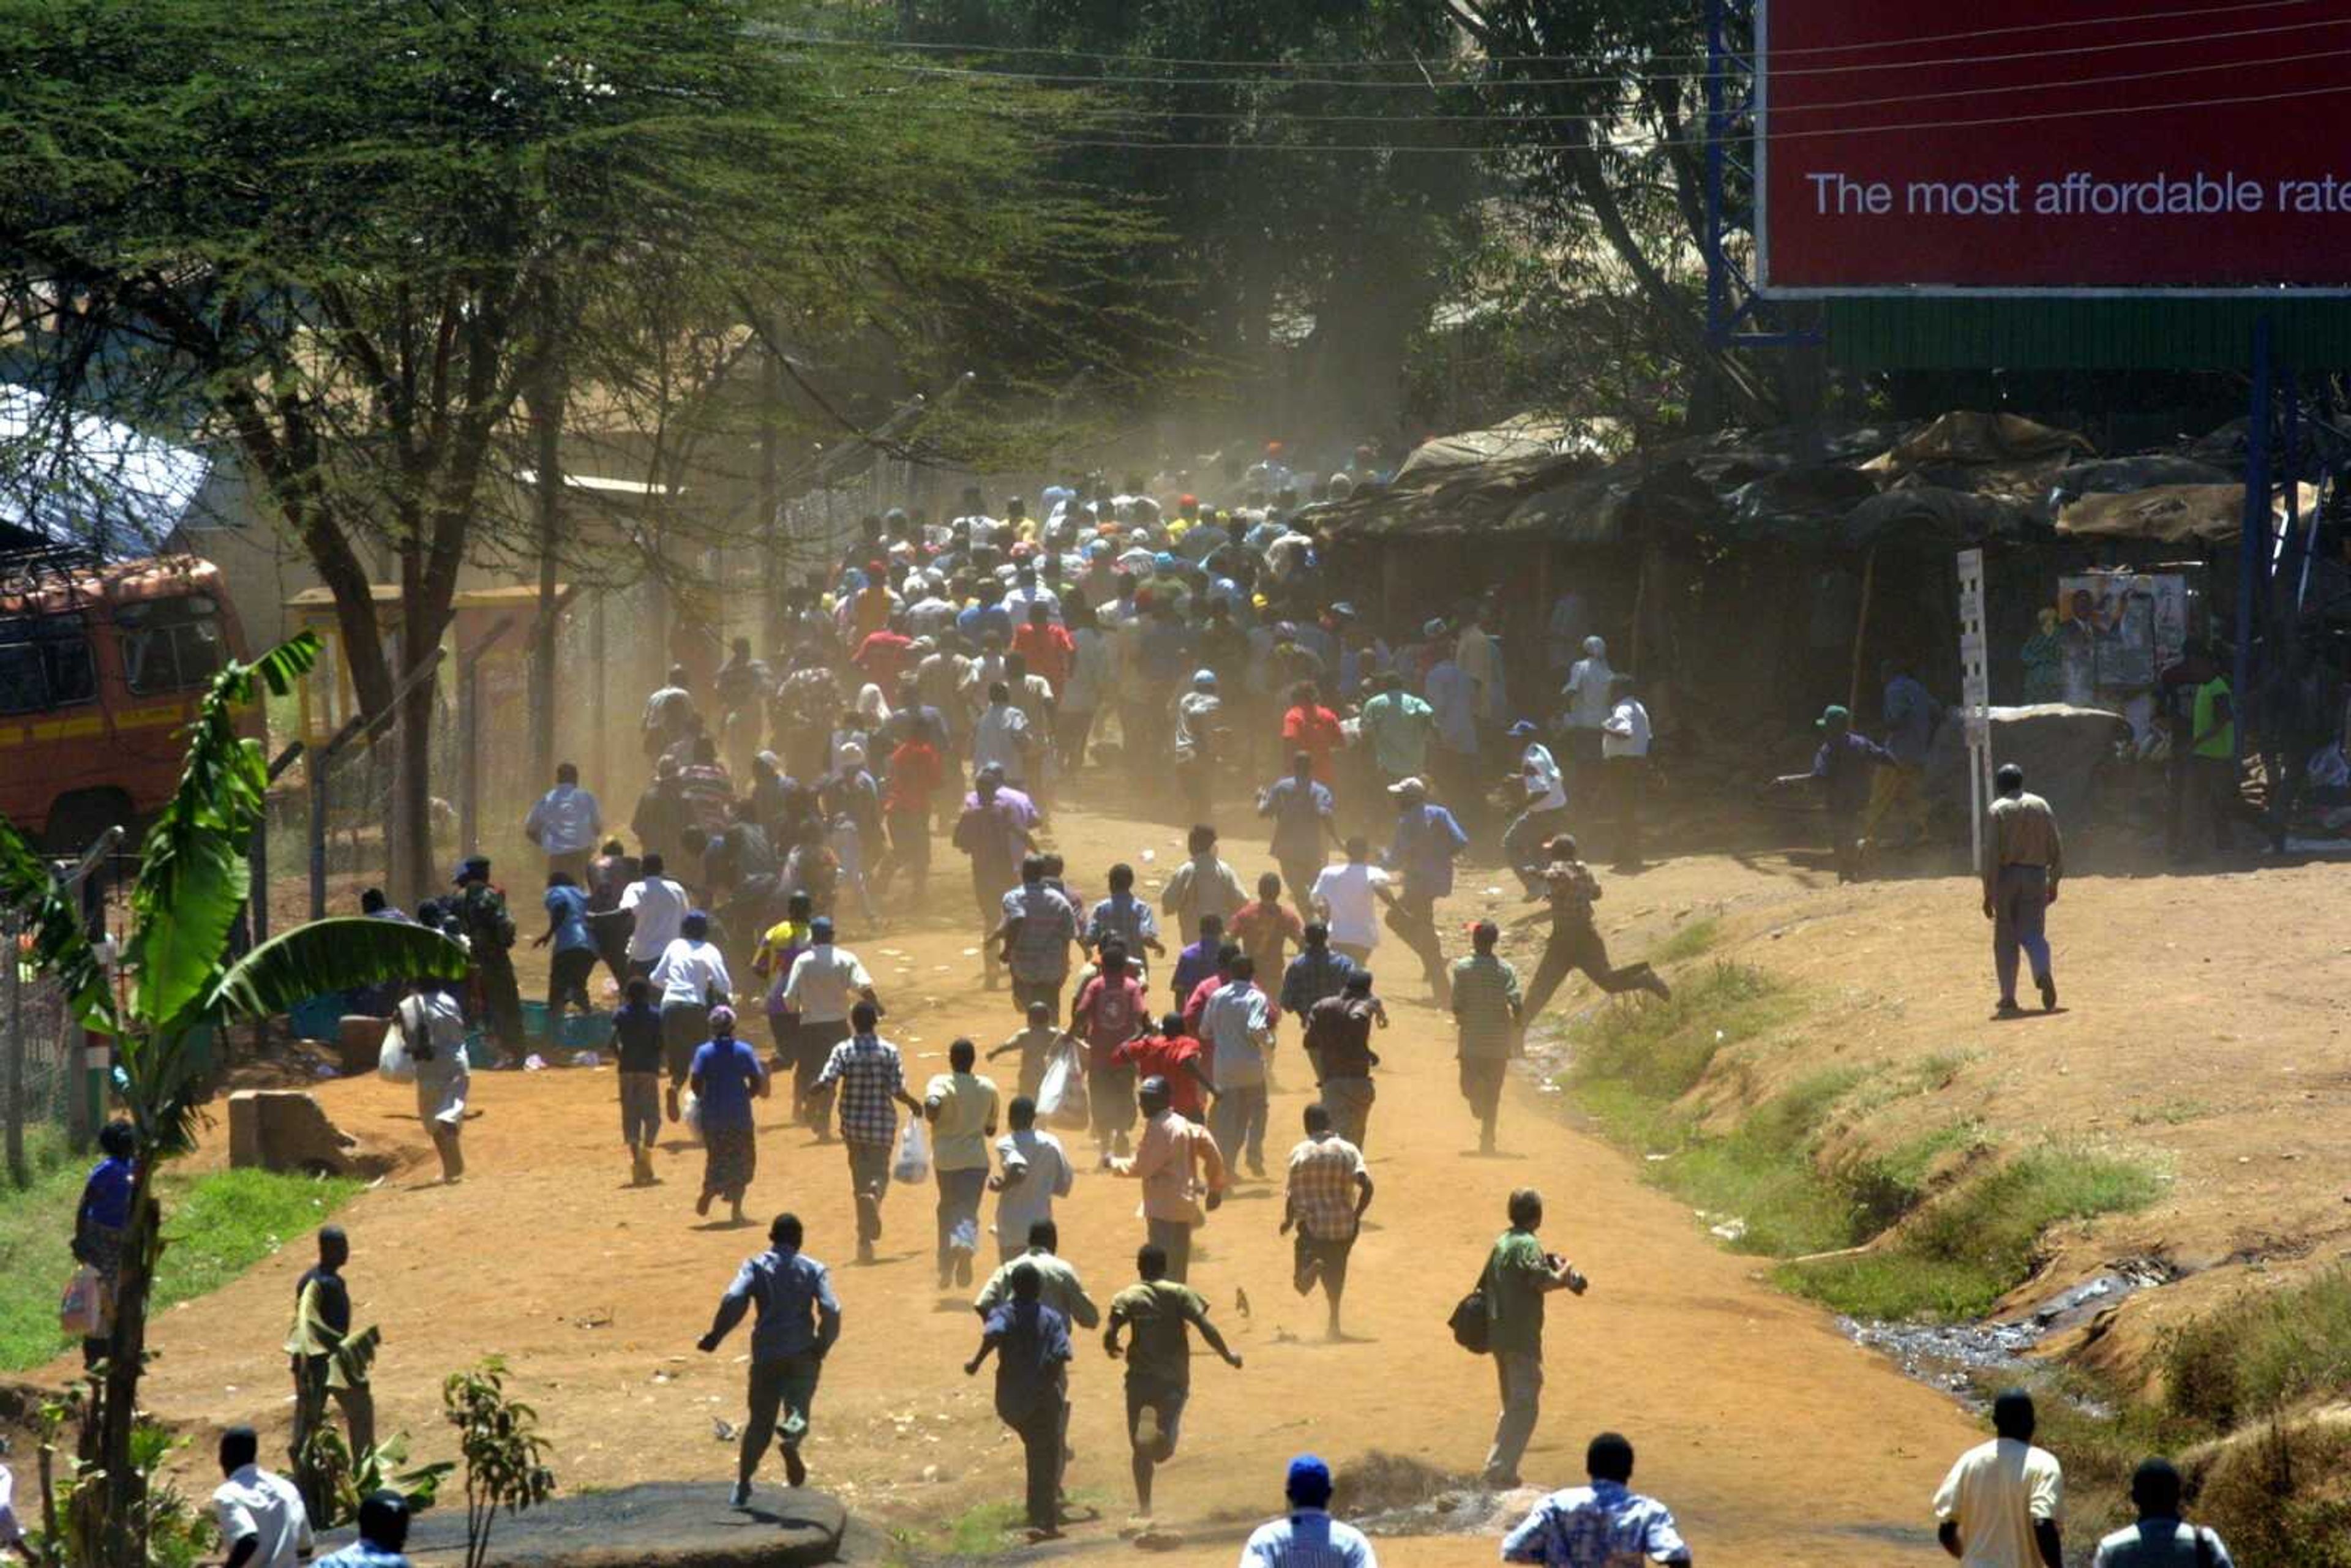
[1842,1261,2175,1403]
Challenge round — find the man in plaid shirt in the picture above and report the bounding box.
[1280,1103,1373,1341]
[814,1000,924,1263]
[1449,920,1524,1157]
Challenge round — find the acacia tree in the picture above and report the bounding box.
[0,631,468,1562]
[0,0,1139,899]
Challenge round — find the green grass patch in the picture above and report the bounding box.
[0,1143,358,1372]
[1566,961,1799,1102]
[1779,1144,2162,1322]
[2162,1265,2351,1433]
[1647,916,1722,966]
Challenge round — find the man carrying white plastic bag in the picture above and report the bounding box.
[923,1038,1000,1289]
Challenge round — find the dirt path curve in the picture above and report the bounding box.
[111,803,1974,1562]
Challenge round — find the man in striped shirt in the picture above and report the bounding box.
[1501,1432,1691,1566]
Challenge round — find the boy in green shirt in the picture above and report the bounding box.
[1480,1188,1588,1488]
[1104,1241,1243,1525]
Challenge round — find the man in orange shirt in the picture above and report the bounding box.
[1010,602,1074,694]
[1107,1076,1229,1282]
[1113,1013,1215,1122]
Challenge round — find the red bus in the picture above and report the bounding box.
[0,553,251,850]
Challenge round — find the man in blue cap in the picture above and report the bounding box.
[1240,1454,1378,1566]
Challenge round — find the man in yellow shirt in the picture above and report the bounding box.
[1983,764,2062,1017]
[285,1227,377,1466]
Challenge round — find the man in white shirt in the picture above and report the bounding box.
[1561,634,1616,797]
[1600,675,1654,871]
[971,681,1032,787]
[212,1427,312,1568]
[619,853,689,978]
[1242,1454,1379,1568]
[1309,837,1393,967]
[1933,1389,2064,1568]
[781,917,881,1133]
[990,1097,1074,1262]
[2092,1457,2232,1568]
[1500,721,1570,895]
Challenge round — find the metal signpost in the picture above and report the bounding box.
[1956,549,1994,874]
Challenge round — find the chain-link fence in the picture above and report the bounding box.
[2,942,80,1160]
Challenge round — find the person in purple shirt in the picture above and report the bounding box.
[1379,778,1467,1006]
[1168,912,1225,1015]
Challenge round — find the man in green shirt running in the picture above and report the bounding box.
[1480,1188,1588,1488]
[1104,1241,1244,1527]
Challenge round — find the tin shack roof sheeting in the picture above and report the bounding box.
[2057,482,2319,544]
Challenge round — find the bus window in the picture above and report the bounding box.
[118,594,227,695]
[0,613,97,715]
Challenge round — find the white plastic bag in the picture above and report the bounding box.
[681,1089,705,1143]
[1036,1040,1090,1131]
[377,1022,416,1084]
[892,1117,932,1185]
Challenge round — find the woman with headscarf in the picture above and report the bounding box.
[71,1119,137,1365]
[688,1005,768,1225]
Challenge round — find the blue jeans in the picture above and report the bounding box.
[1210,1082,1269,1172]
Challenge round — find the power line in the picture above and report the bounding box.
[916,42,2351,126]
[776,0,2329,72]
[1036,77,2351,154]
[846,14,2351,88]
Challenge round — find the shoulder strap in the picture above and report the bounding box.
[2195,1526,2216,1568]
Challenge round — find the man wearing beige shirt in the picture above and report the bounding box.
[926,1040,1000,1290]
[1108,1076,1228,1283]
[1982,764,2062,1018]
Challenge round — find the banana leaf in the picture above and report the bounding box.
[0,815,114,1032]
[203,917,468,1026]
[129,632,318,1027]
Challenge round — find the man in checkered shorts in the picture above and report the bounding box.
[812,1000,924,1264]
[1280,1102,1373,1341]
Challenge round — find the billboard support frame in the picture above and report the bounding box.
[1703,0,1818,351]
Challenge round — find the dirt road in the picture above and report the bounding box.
[110,803,1978,1562]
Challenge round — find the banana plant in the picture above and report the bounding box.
[0,629,468,1564]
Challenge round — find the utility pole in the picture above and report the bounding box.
[759,329,785,657]
[4,910,22,1186]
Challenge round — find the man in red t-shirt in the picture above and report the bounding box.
[1113,1011,1215,1122]
[1069,941,1149,1160]
[1281,680,1344,789]
[874,736,943,897]
[1009,602,1074,693]
[854,625,915,690]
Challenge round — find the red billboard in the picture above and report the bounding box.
[1757,0,2351,294]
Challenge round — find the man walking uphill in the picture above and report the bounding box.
[1984,763,2062,1018]
[700,1212,841,1508]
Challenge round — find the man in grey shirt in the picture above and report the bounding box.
[2093,1458,2232,1567]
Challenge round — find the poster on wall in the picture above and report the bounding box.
[2056,572,2189,737]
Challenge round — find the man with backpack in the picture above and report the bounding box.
[452,856,524,1062]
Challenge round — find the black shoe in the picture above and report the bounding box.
[784,1445,807,1488]
[2038,975,2058,1012]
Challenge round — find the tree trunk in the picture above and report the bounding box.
[527,376,563,792]
[86,1158,159,1561]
